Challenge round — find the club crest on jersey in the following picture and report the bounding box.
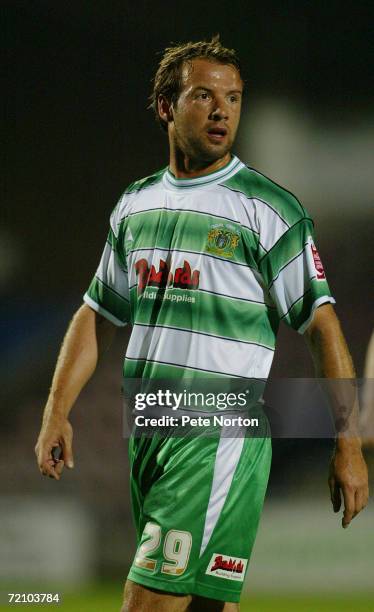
[135,258,200,294]
[205,223,240,258]
[205,553,248,581]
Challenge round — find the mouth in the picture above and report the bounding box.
[206,126,228,142]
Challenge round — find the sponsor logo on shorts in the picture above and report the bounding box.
[205,223,240,258]
[135,258,200,294]
[205,553,248,581]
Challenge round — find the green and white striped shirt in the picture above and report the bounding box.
[84,155,334,380]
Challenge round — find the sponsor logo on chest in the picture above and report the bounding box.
[205,553,248,581]
[135,258,200,295]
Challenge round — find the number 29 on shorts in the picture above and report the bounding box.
[134,521,192,576]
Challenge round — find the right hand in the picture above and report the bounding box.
[35,415,74,480]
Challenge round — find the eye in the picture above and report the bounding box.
[197,91,210,100]
[228,95,239,103]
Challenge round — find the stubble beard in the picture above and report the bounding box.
[174,125,233,167]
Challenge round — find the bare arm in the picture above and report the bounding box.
[360,330,374,447]
[304,303,369,527]
[35,303,117,480]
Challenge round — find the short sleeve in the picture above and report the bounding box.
[83,203,131,327]
[259,218,335,333]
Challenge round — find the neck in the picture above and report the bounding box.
[168,140,232,179]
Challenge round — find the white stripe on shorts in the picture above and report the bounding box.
[199,429,245,557]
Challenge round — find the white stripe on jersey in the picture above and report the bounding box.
[269,247,310,317]
[114,183,292,256]
[125,324,274,378]
[120,186,260,238]
[96,242,130,301]
[269,241,335,321]
[251,197,289,251]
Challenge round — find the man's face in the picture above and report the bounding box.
[169,58,243,164]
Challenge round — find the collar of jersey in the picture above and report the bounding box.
[163,155,243,189]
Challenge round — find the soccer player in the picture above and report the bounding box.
[35,37,369,611]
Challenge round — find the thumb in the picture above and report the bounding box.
[61,438,74,469]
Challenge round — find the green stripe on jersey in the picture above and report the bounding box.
[107,229,128,270]
[123,357,240,380]
[283,280,333,329]
[130,286,278,348]
[259,218,314,287]
[223,166,307,227]
[107,228,116,250]
[124,167,165,194]
[120,208,259,269]
[86,277,131,324]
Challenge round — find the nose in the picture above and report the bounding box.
[209,99,229,121]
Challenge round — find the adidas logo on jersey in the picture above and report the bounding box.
[135,258,200,294]
[205,553,248,581]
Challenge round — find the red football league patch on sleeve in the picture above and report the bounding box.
[310,243,326,280]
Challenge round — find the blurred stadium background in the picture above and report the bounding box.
[2,2,373,610]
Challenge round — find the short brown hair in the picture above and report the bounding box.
[149,35,242,131]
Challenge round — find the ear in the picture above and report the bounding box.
[158,95,174,125]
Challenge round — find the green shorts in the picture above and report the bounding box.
[127,426,271,603]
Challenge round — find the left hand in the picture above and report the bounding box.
[328,442,369,528]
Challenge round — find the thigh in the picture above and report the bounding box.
[122,579,191,612]
[122,580,239,612]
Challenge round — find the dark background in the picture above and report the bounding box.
[2,0,373,596]
[3,1,373,380]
